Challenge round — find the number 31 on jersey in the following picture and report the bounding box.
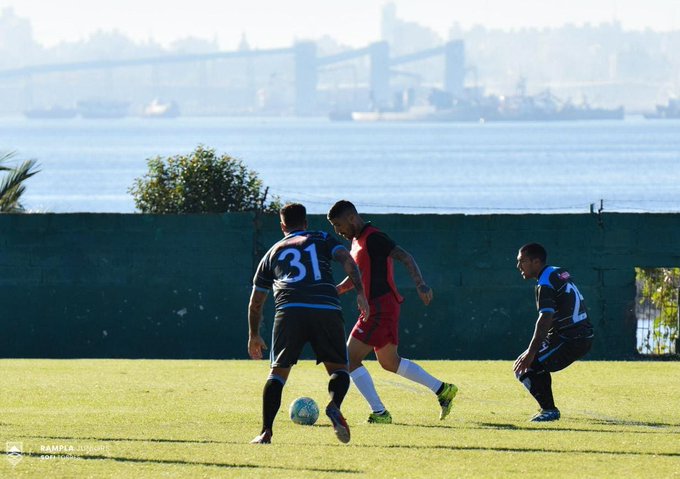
[278,244,321,283]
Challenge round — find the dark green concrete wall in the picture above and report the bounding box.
[0,214,255,359]
[2,212,678,359]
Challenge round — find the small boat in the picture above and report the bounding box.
[142,99,180,118]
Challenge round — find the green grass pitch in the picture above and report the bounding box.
[1,359,678,478]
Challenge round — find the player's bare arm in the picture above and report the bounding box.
[247,287,269,360]
[334,248,370,317]
[335,276,355,295]
[513,312,553,375]
[390,245,433,305]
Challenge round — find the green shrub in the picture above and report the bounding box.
[636,267,680,354]
[129,146,280,214]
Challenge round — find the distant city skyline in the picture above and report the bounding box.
[2,0,680,50]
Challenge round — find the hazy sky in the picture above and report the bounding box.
[3,0,680,49]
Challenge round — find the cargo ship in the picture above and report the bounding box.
[24,106,78,119]
[644,98,680,119]
[339,80,624,123]
[347,101,624,123]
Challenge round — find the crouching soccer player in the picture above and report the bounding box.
[514,243,594,422]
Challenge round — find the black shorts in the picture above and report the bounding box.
[531,330,593,373]
[270,307,347,368]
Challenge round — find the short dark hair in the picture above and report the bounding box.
[327,200,357,220]
[519,243,547,263]
[280,203,306,229]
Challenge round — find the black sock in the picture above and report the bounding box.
[262,376,285,432]
[519,370,556,410]
[328,370,350,408]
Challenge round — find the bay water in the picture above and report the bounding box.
[2,116,679,214]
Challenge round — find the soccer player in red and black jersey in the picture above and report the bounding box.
[327,200,458,423]
[514,243,594,422]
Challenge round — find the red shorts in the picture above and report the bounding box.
[350,293,401,350]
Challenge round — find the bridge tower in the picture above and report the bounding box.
[444,40,465,98]
[369,41,390,109]
[294,42,317,115]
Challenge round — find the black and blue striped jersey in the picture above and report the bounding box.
[253,230,347,311]
[535,266,593,336]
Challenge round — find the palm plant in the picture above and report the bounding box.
[0,151,40,213]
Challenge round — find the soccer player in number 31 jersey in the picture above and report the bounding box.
[248,203,369,444]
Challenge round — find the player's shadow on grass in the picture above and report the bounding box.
[18,432,364,452]
[378,444,680,458]
[19,434,226,445]
[389,421,457,429]
[19,451,362,474]
[577,417,680,429]
[472,421,679,435]
[384,421,678,435]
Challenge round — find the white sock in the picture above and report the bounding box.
[396,358,443,394]
[350,366,386,413]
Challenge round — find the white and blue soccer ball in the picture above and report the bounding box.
[289,397,319,425]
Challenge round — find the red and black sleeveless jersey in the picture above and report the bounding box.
[350,223,404,303]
